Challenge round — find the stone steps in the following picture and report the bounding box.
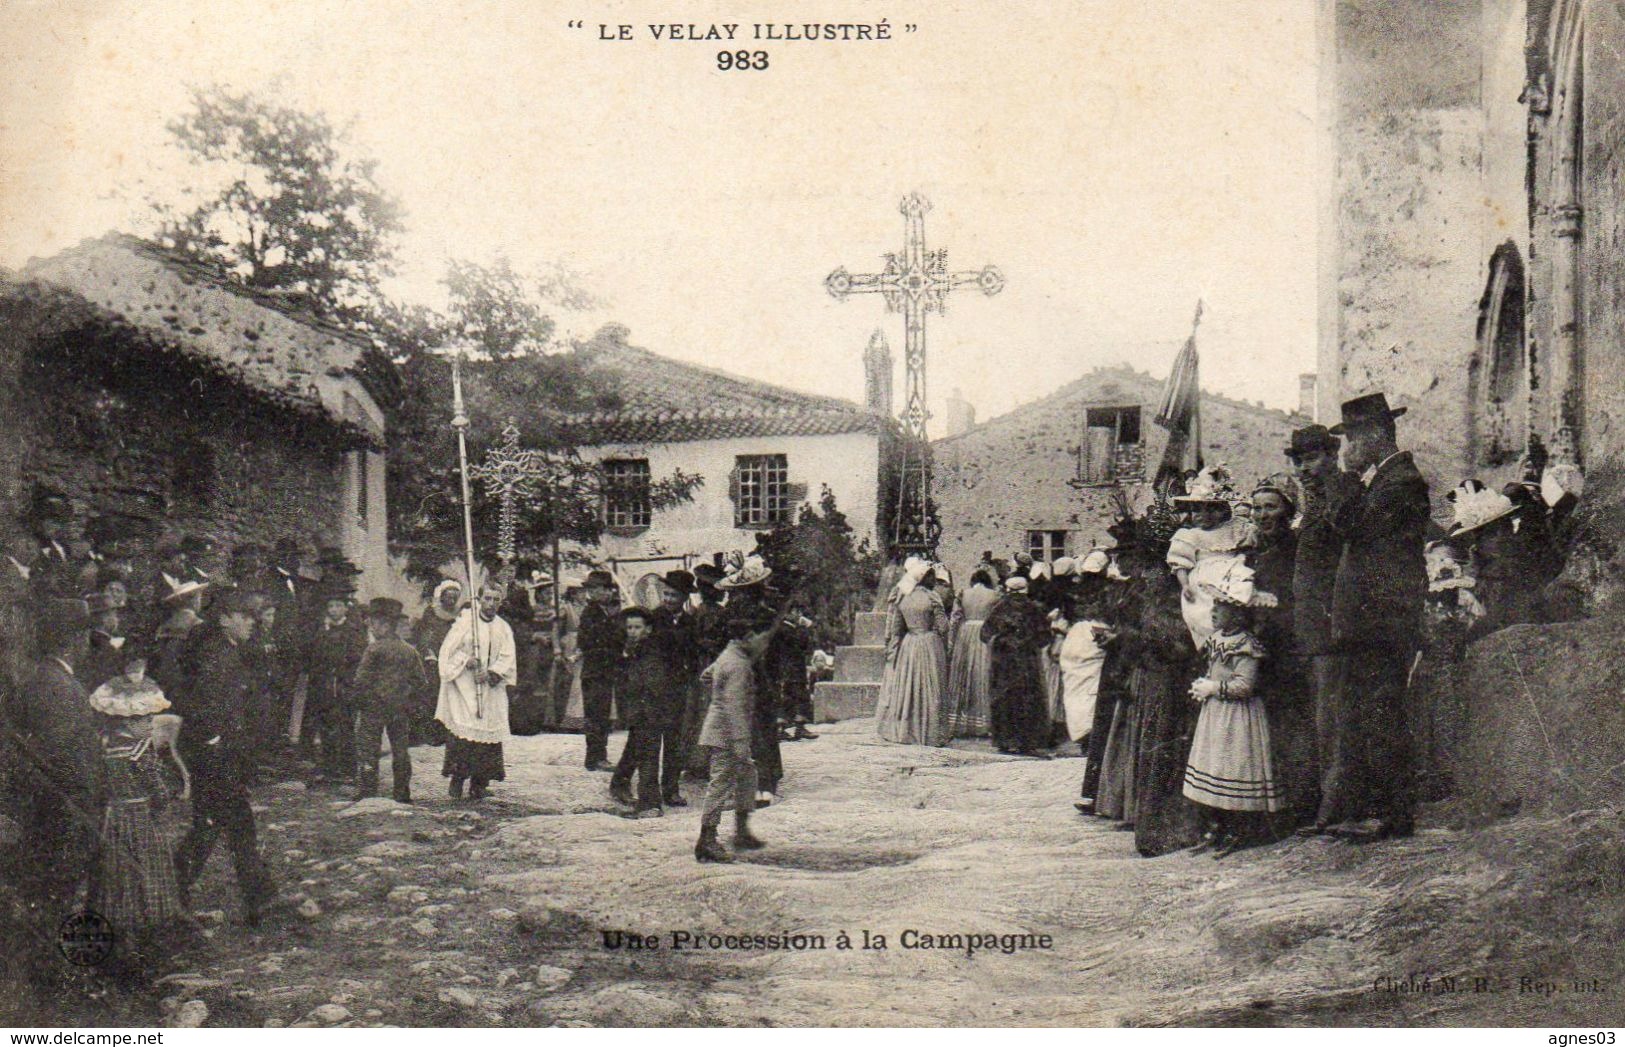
[812,681,881,722]
[834,645,886,682]
[813,610,889,721]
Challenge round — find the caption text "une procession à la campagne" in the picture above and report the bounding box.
[566,20,916,71]
[603,929,1053,958]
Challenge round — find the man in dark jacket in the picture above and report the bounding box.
[1313,394,1431,842]
[1288,424,1361,827]
[353,598,428,803]
[306,587,368,784]
[610,608,667,816]
[648,571,698,805]
[7,598,105,912]
[171,590,276,925]
[577,571,623,771]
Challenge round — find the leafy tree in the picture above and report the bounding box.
[754,487,882,648]
[149,85,404,313]
[147,87,700,581]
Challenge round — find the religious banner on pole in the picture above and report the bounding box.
[1153,299,1205,498]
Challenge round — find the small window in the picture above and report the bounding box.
[1078,405,1145,484]
[1026,530,1069,563]
[733,454,790,527]
[603,458,652,529]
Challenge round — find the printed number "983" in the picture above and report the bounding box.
[717,50,769,70]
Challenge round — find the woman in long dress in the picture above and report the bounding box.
[436,582,516,800]
[945,567,1000,737]
[981,576,1053,756]
[1121,512,1207,856]
[87,652,187,944]
[875,559,950,747]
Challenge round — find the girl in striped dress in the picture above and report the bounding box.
[1182,562,1282,858]
[87,651,187,943]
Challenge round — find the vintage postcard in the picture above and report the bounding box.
[1,0,1621,1033]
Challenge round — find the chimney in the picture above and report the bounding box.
[945,388,976,436]
[1298,373,1318,420]
[863,329,893,418]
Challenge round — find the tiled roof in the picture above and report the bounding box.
[560,332,883,445]
[12,234,382,447]
[557,405,883,444]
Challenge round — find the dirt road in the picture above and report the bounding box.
[96,721,1625,1027]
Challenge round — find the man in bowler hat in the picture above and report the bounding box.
[1306,394,1430,842]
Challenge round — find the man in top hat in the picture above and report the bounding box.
[1308,393,1430,842]
[352,597,428,803]
[1285,423,1360,822]
[7,597,107,911]
[576,570,623,771]
[305,578,368,784]
[171,589,277,925]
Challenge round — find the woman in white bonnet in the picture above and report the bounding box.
[874,557,950,746]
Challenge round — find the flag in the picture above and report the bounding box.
[1153,300,1204,496]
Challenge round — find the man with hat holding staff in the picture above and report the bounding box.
[1304,393,1430,843]
[577,569,623,772]
[353,597,428,804]
[435,579,516,801]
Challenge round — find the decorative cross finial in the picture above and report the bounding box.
[469,417,544,567]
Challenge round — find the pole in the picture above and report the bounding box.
[450,350,485,719]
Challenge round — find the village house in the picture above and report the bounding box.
[932,365,1307,583]
[557,327,892,594]
[0,234,391,593]
[1317,0,1625,508]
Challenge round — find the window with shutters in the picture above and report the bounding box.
[1077,406,1145,485]
[602,458,652,531]
[732,454,792,528]
[1026,530,1069,563]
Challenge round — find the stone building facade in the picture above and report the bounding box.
[931,366,1303,584]
[1319,0,1625,504]
[0,235,390,593]
[560,336,888,594]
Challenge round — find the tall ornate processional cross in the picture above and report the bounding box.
[468,418,544,570]
[825,192,1004,552]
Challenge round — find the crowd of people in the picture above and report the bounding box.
[873,392,1581,857]
[0,389,1587,983]
[0,498,826,973]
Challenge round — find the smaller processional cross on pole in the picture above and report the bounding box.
[825,192,1004,554]
[468,418,543,574]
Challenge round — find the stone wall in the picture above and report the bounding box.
[579,430,883,589]
[1578,0,1625,470]
[1319,0,1515,505]
[0,311,352,581]
[931,367,1303,585]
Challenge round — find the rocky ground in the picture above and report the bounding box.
[21,721,1625,1027]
